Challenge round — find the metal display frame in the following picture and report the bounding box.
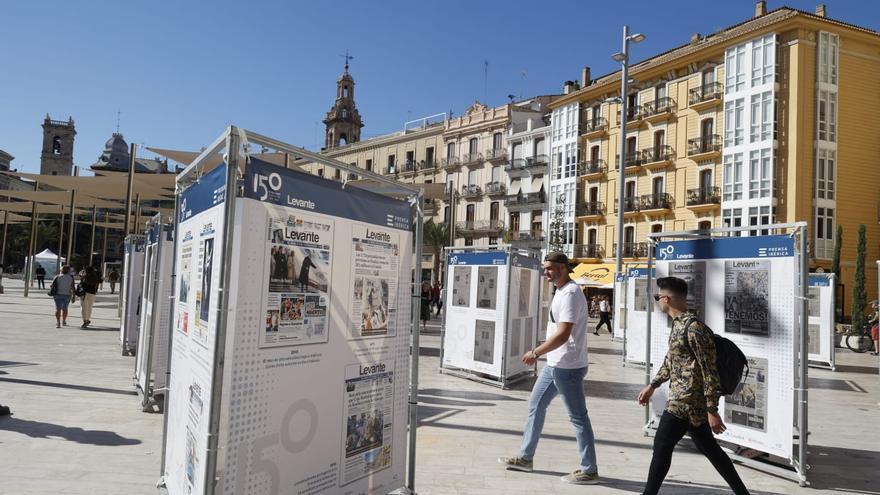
[806,273,836,370]
[134,214,173,413]
[158,126,423,495]
[642,223,810,487]
[120,234,146,356]
[438,245,541,389]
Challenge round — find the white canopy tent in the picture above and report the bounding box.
[25,248,66,280]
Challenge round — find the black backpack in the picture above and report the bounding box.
[685,318,749,396]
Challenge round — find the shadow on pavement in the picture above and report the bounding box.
[0,360,38,369]
[79,326,119,332]
[833,364,879,375]
[420,388,523,402]
[0,377,137,396]
[418,347,440,357]
[809,376,869,393]
[0,417,141,446]
[424,420,653,451]
[805,444,880,493]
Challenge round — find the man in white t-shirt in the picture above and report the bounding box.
[498,252,599,485]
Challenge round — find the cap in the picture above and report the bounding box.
[544,251,572,271]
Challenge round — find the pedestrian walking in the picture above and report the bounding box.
[637,276,750,495]
[108,268,120,294]
[49,265,76,328]
[79,266,102,329]
[594,296,612,335]
[420,281,431,331]
[868,300,879,356]
[35,264,46,289]
[498,251,600,485]
[431,282,441,316]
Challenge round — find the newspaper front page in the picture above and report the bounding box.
[724,260,770,336]
[349,226,400,338]
[340,361,395,486]
[724,356,768,431]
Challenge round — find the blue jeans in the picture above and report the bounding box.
[519,365,598,473]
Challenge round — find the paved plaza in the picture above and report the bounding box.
[0,278,878,494]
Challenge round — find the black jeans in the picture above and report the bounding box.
[644,411,750,495]
[595,312,612,332]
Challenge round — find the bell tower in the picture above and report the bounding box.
[323,53,364,149]
[40,114,76,176]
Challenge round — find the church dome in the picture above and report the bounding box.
[105,133,129,153]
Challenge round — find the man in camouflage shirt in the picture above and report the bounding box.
[637,276,749,495]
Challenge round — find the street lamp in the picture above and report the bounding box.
[613,26,646,279]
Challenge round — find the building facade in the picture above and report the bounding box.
[506,116,551,253]
[548,3,880,311]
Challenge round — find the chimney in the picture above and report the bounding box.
[755,0,767,17]
[563,80,574,95]
[581,66,591,87]
[815,4,827,17]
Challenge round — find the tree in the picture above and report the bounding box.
[851,224,867,331]
[830,225,842,277]
[423,218,449,284]
[548,195,566,253]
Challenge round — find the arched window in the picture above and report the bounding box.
[52,136,62,155]
[339,134,347,145]
[342,109,348,119]
[343,86,349,98]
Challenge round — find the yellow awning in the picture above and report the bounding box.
[572,262,648,288]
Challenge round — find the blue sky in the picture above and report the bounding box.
[2,0,876,174]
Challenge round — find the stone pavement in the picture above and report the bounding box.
[0,279,878,494]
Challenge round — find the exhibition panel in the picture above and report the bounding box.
[120,234,146,356]
[807,273,836,370]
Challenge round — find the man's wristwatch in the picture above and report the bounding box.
[531,349,540,359]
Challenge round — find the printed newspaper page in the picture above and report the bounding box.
[349,226,400,338]
[670,261,706,319]
[724,260,770,336]
[261,210,333,348]
[724,356,768,431]
[340,361,395,486]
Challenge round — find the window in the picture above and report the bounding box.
[469,138,479,155]
[588,186,598,203]
[703,69,715,87]
[816,149,836,200]
[698,220,712,231]
[465,204,475,222]
[818,32,839,85]
[564,143,577,178]
[653,130,665,157]
[724,98,745,147]
[334,169,341,180]
[425,147,434,165]
[52,136,62,155]
[565,104,577,138]
[624,225,635,245]
[651,223,663,233]
[652,176,664,196]
[748,206,771,236]
[751,35,775,86]
[626,93,638,120]
[317,168,324,177]
[818,90,837,142]
[342,86,349,98]
[510,212,520,232]
[591,104,601,125]
[365,158,373,172]
[488,236,498,245]
[467,169,478,186]
[749,91,773,143]
[722,208,743,235]
[587,228,598,246]
[341,108,348,118]
[406,150,415,168]
[446,142,456,160]
[492,132,502,151]
[552,146,563,180]
[700,169,713,192]
[464,238,474,247]
[655,84,667,102]
[815,207,835,258]
[590,145,600,164]
[723,153,743,201]
[725,44,746,93]
[489,202,499,222]
[552,108,563,141]
[748,148,771,199]
[444,206,450,223]
[625,180,636,199]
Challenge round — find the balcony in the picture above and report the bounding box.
[622,107,644,129]
[613,196,641,215]
[580,117,608,139]
[384,164,398,175]
[686,187,721,212]
[640,193,674,214]
[687,135,722,160]
[400,160,418,176]
[613,242,649,259]
[688,82,723,111]
[573,243,604,260]
[525,154,549,172]
[484,181,507,197]
[485,148,507,164]
[577,159,606,179]
[441,157,460,171]
[510,230,545,245]
[504,191,546,210]
[455,220,504,236]
[576,201,605,219]
[641,97,676,123]
[419,159,440,173]
[505,157,529,177]
[641,145,675,170]
[461,152,483,166]
[460,184,483,200]
[615,152,644,173]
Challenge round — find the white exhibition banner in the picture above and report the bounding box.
[442,250,541,381]
[135,219,174,397]
[622,268,667,365]
[168,157,412,495]
[652,235,798,460]
[807,273,835,368]
[120,238,146,354]
[613,277,625,340]
[164,164,227,495]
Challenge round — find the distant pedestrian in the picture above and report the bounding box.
[108,268,120,294]
[594,296,612,335]
[49,265,76,328]
[637,276,750,495]
[79,266,102,329]
[431,282,441,316]
[35,264,46,289]
[420,281,431,331]
[498,252,599,485]
[868,300,879,356]
[0,263,4,294]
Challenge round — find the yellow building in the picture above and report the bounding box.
[549,3,880,313]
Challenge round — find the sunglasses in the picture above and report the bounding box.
[653,294,670,302]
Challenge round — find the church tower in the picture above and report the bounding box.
[323,57,364,149]
[40,114,76,176]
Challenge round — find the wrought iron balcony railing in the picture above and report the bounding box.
[640,192,673,210]
[573,243,604,259]
[641,97,676,118]
[686,187,721,206]
[641,145,675,164]
[614,196,641,213]
[688,82,724,106]
[580,117,608,134]
[578,159,606,176]
[687,134,721,156]
[460,184,483,198]
[576,201,604,217]
[504,191,546,207]
[484,181,506,195]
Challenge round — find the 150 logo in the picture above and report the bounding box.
[253,172,282,201]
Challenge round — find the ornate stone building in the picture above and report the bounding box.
[323,62,364,149]
[89,133,169,173]
[40,114,76,176]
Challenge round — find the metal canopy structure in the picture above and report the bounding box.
[0,170,174,200]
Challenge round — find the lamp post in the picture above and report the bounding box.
[612,26,646,278]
